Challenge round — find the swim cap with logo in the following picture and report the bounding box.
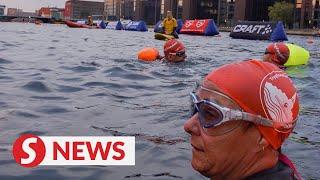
[205,60,299,149]
[266,43,290,65]
[164,39,185,57]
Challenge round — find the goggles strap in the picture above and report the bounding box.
[244,113,273,127]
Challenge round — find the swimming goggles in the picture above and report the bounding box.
[190,91,294,134]
[264,49,273,55]
[169,51,186,57]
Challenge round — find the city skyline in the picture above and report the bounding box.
[0,0,103,12]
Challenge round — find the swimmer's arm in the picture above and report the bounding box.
[172,27,177,33]
[173,19,178,27]
[157,55,164,60]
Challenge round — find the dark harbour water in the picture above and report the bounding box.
[0,22,319,180]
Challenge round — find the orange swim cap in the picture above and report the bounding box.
[137,47,160,61]
[266,43,290,65]
[206,60,299,149]
[164,39,185,57]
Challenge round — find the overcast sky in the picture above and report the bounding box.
[0,0,104,12]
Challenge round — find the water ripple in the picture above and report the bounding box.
[82,82,109,87]
[0,76,13,80]
[30,96,69,101]
[62,65,98,72]
[0,58,12,64]
[0,23,319,179]
[55,84,84,93]
[37,106,70,114]
[22,81,51,93]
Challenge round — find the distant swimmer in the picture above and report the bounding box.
[137,39,186,63]
[263,42,310,68]
[163,39,186,62]
[263,42,290,69]
[35,20,41,25]
[306,37,314,44]
[87,16,93,26]
[162,11,179,39]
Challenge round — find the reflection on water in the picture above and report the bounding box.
[0,22,319,179]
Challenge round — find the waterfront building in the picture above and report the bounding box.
[104,0,135,20]
[298,0,313,28]
[7,8,37,17]
[20,11,37,17]
[134,0,161,24]
[101,0,318,27]
[234,0,314,28]
[38,7,51,18]
[162,0,232,26]
[0,5,5,15]
[64,0,104,20]
[314,0,320,27]
[7,8,23,16]
[38,7,65,19]
[234,0,279,22]
[164,0,183,19]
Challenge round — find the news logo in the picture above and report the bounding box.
[12,134,135,168]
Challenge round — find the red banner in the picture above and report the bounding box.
[180,19,210,35]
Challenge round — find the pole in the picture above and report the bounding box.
[217,0,221,26]
[176,0,179,18]
[122,0,125,19]
[113,0,114,18]
[293,0,296,29]
[155,0,157,25]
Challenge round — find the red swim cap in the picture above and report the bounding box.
[266,43,290,65]
[206,60,299,149]
[137,47,160,61]
[164,39,185,56]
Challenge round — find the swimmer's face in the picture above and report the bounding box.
[165,51,186,62]
[263,53,282,67]
[184,80,263,178]
[263,53,272,62]
[263,50,278,65]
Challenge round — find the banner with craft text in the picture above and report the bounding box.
[230,21,288,41]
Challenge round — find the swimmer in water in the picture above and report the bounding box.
[185,60,302,179]
[263,42,290,69]
[87,16,93,26]
[137,39,186,63]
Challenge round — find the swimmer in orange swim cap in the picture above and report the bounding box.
[137,39,187,62]
[263,43,289,68]
[163,39,186,62]
[185,60,301,179]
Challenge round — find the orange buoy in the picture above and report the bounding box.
[137,47,160,61]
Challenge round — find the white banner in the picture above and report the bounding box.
[13,135,135,167]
